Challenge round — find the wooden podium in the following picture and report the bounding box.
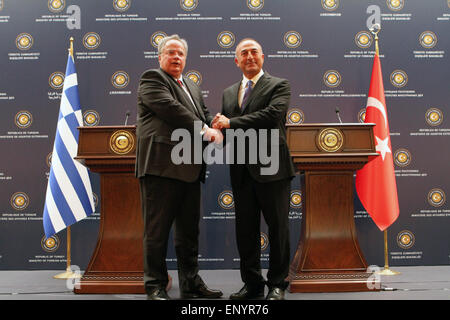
[287,123,380,292]
[74,125,145,294]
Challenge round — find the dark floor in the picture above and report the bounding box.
[0,266,449,300]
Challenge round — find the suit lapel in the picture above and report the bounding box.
[241,73,270,114]
[160,69,203,120]
[227,82,241,115]
[184,79,205,121]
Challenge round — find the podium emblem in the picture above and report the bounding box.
[316,128,344,152]
[110,130,134,155]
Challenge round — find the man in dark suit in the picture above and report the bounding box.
[136,34,223,300]
[213,38,295,300]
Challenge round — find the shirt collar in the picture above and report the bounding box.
[174,75,184,83]
[242,69,264,86]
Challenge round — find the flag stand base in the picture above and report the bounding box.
[52,226,82,280]
[377,267,401,276]
[53,266,82,279]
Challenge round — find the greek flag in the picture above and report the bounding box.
[43,53,94,239]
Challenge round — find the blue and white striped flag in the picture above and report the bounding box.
[43,53,95,239]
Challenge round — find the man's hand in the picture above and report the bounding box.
[203,127,224,145]
[211,113,230,130]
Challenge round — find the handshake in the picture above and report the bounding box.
[202,113,230,145]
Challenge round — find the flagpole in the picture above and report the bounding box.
[53,37,81,280]
[368,24,400,276]
[377,229,400,275]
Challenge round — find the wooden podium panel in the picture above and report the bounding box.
[287,123,380,292]
[74,126,145,294]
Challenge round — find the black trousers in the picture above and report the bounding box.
[231,167,291,289]
[139,174,204,293]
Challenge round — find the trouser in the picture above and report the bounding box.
[139,174,204,293]
[231,168,291,289]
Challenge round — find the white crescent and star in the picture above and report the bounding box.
[366,97,387,128]
[375,136,391,160]
[367,96,391,161]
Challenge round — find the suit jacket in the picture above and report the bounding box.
[135,68,213,182]
[221,72,295,183]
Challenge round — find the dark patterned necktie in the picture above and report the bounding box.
[241,80,253,108]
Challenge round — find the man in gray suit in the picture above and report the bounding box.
[136,34,223,300]
[213,38,295,300]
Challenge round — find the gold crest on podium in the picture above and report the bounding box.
[109,130,134,155]
[316,128,344,152]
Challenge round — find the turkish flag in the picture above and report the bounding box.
[355,53,399,231]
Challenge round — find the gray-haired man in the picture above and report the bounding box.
[136,34,223,300]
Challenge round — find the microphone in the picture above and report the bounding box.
[335,107,343,124]
[124,110,130,125]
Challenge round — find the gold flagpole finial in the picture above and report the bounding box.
[69,36,74,58]
[369,23,381,56]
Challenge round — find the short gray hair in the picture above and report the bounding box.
[158,34,188,56]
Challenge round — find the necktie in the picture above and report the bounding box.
[177,79,184,87]
[241,80,253,108]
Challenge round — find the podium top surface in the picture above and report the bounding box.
[286,123,378,161]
